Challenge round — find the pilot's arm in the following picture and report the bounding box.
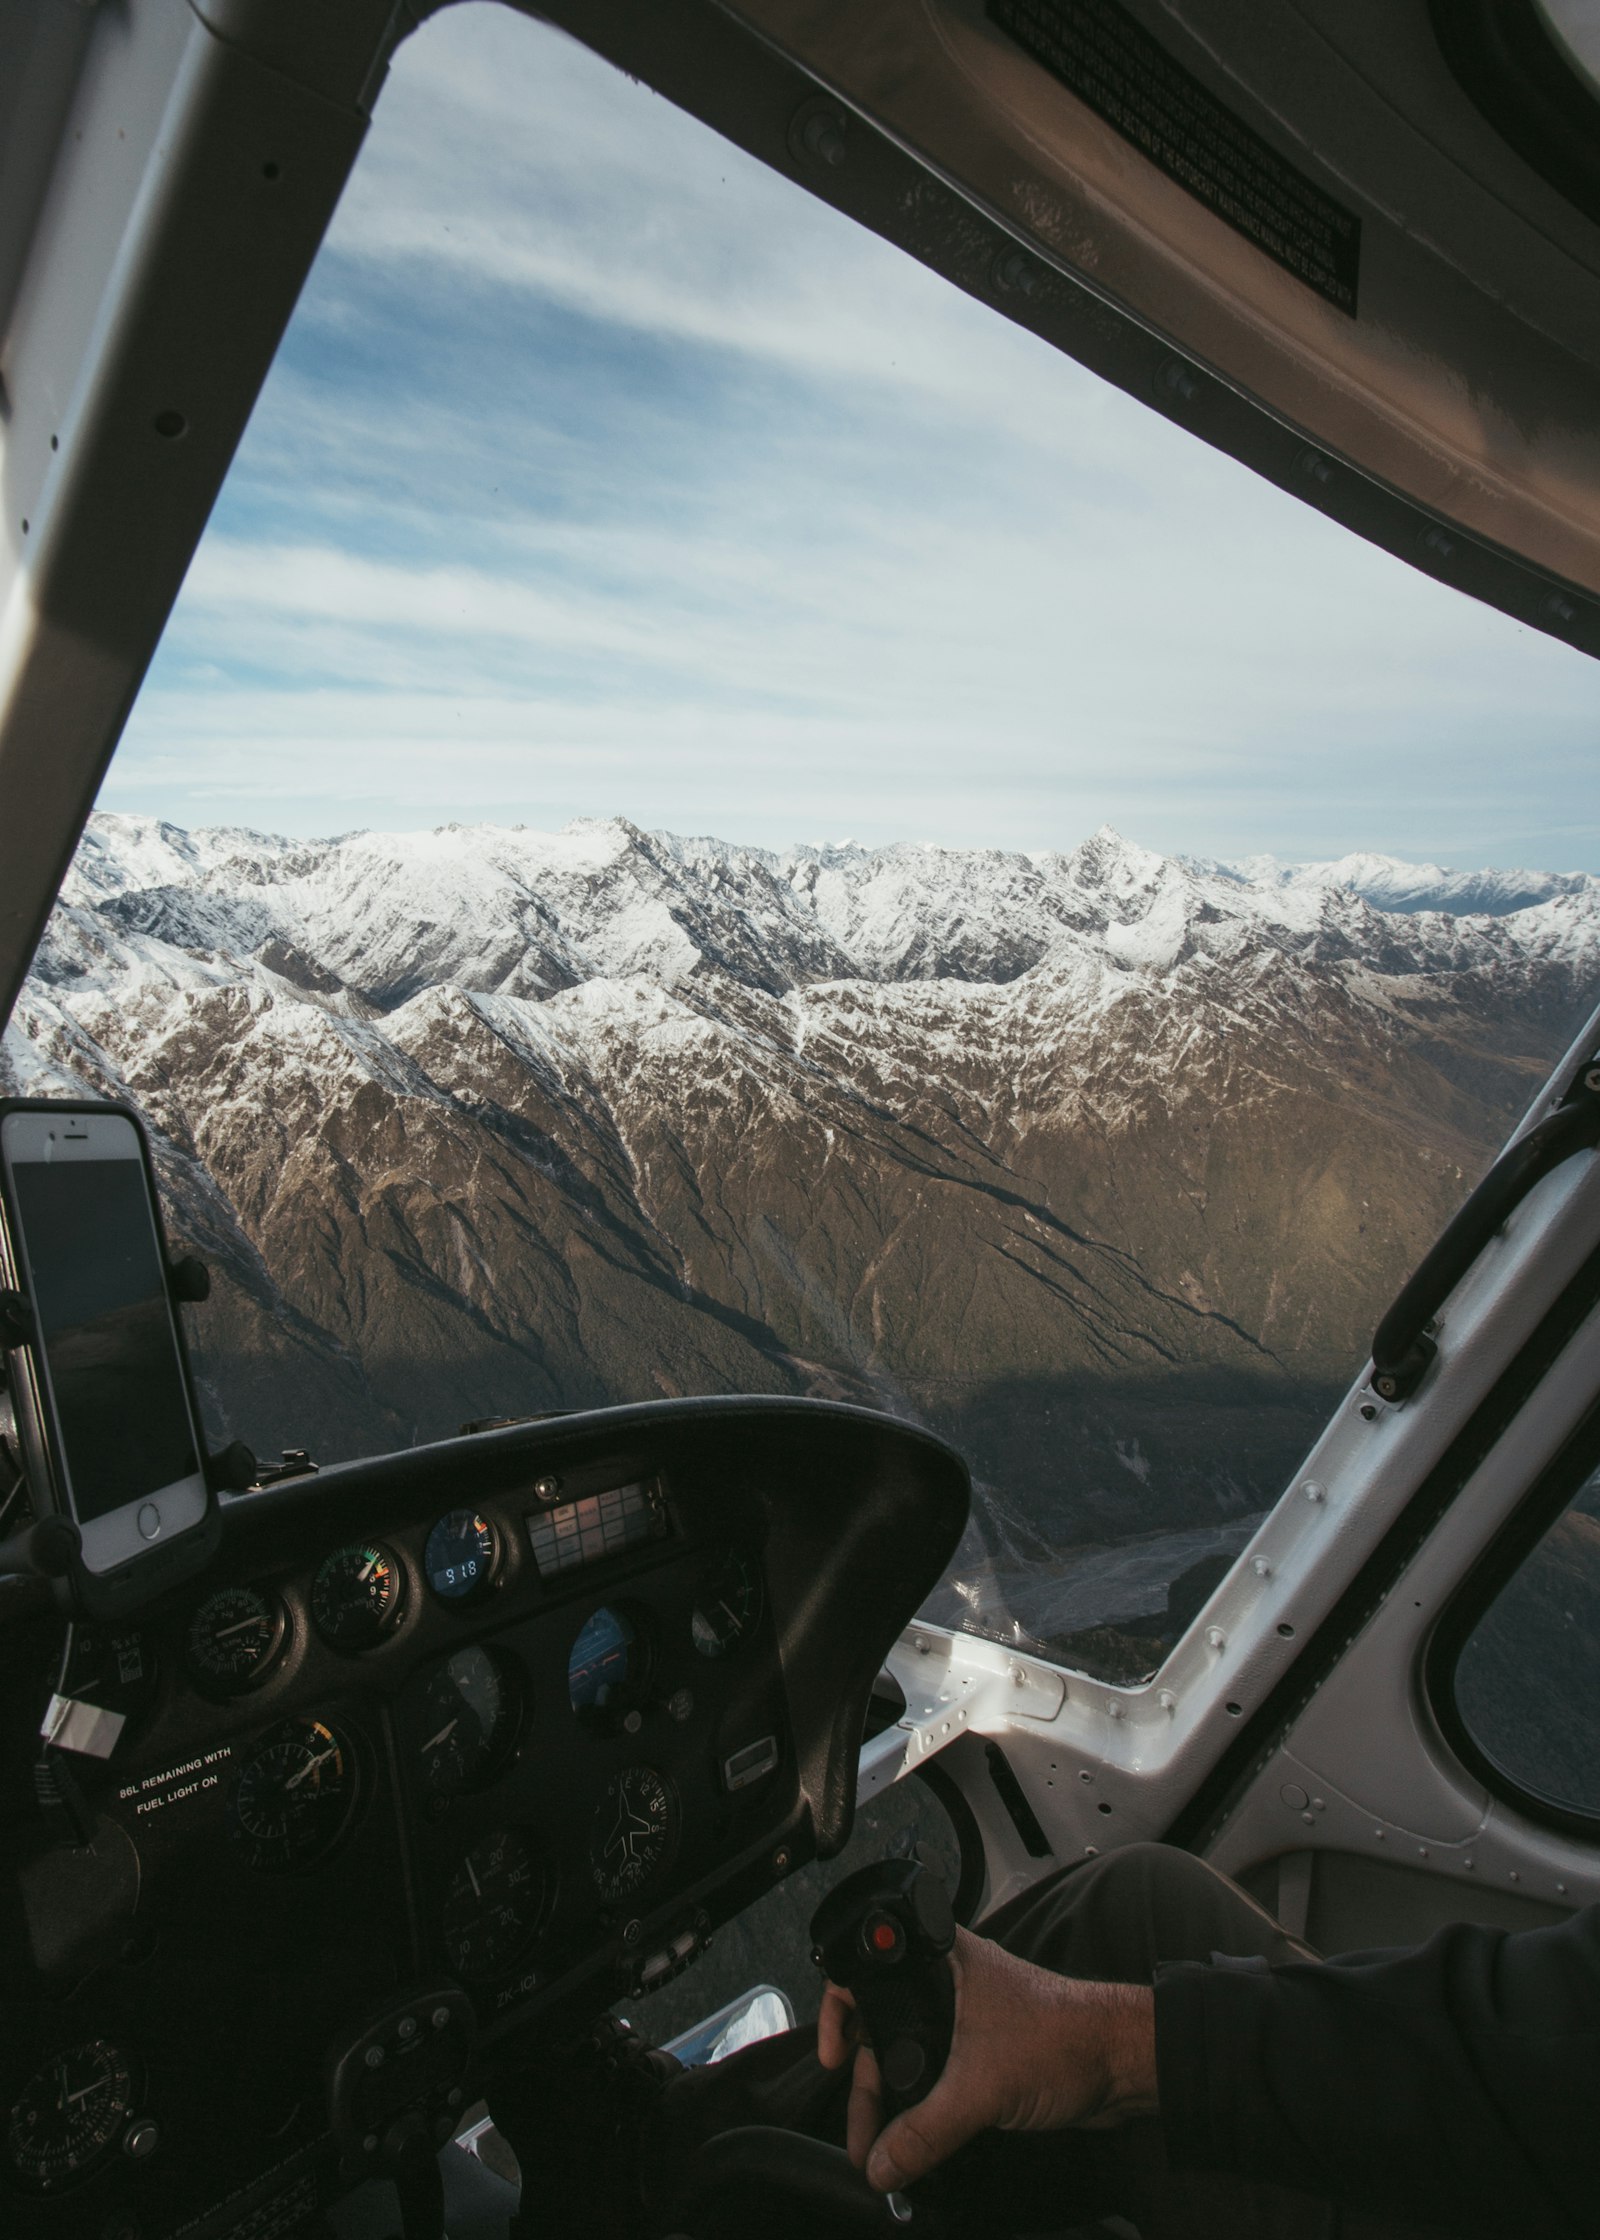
[819,1906,1599,2236]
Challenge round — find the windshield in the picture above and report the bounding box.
[5,4,1597,1683]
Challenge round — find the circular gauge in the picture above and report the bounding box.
[589,1765,678,1901]
[417,1645,522,1799]
[691,1549,764,1659]
[567,1606,642,1713]
[424,1509,498,1605]
[7,2041,135,2189]
[186,1585,288,1691]
[442,1830,548,1982]
[311,1544,403,1651]
[227,1717,356,1873]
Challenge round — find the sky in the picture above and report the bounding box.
[108,2,1600,868]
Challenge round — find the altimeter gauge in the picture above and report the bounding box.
[417,1645,522,1799]
[227,1717,356,1873]
[7,2042,136,2189]
[186,1584,288,1691]
[442,1830,548,1981]
[690,1548,763,1659]
[589,1765,678,1900]
[311,1543,403,1651]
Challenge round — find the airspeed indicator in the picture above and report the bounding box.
[186,1585,287,1690]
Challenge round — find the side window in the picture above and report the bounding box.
[1445,1467,1600,1821]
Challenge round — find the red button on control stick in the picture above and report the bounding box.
[864,1911,902,1958]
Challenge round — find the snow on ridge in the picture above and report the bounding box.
[42,812,1600,1021]
[1199,845,1600,919]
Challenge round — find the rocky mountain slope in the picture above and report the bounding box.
[7,815,1598,1665]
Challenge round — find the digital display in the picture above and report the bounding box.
[9,1159,199,1523]
[526,1480,668,1578]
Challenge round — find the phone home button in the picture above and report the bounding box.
[137,1503,162,1542]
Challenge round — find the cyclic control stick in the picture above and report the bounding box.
[810,1857,957,2117]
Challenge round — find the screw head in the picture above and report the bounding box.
[772,1846,792,1875]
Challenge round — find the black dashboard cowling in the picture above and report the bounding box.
[0,1394,969,2240]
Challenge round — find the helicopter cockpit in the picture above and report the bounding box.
[3,5,1600,2239]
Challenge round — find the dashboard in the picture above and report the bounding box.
[0,1395,968,2240]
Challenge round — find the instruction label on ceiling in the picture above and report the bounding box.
[988,0,1361,313]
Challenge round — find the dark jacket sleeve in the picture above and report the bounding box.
[1153,1904,1600,2237]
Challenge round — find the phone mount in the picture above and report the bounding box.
[0,1253,244,1621]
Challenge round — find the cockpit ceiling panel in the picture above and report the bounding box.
[593,0,1600,619]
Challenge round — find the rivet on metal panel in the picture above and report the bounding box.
[1303,1482,1326,1503]
[791,100,849,169]
[993,246,1041,296]
[1205,1626,1226,1651]
[1252,1556,1272,1577]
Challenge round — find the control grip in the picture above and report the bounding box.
[810,1858,956,2115]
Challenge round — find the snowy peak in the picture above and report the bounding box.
[30,812,1600,1019]
[1204,846,1600,919]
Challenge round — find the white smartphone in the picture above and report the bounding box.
[0,1106,208,1573]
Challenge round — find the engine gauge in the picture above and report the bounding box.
[690,1549,763,1659]
[186,1585,288,1691]
[311,1543,403,1651]
[589,1765,678,1900]
[7,2041,135,2190]
[417,1645,522,1798]
[227,1717,356,1873]
[567,1605,643,1713]
[442,1829,548,1981]
[424,1509,498,1604]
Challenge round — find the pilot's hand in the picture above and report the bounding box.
[816,1925,1157,2193]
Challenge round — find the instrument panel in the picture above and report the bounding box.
[0,1397,968,2239]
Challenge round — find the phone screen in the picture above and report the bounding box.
[8,1153,202,1525]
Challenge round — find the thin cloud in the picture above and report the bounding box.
[112,0,1600,870]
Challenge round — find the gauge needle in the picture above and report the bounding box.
[65,2080,102,2104]
[422,1717,459,1753]
[466,1856,482,1899]
[286,1746,337,1789]
[359,1556,379,1582]
[216,1617,266,1639]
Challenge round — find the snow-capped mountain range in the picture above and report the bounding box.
[7,814,1599,1663]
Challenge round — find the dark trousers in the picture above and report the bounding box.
[978,1841,1466,2239]
[691,1841,1468,2240]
